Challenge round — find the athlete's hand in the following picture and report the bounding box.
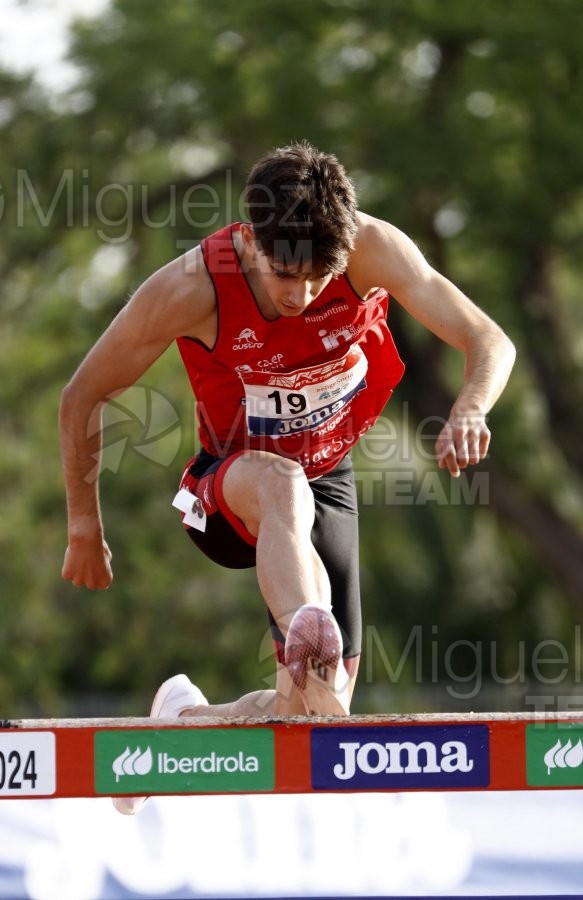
[62,533,113,590]
[435,409,490,478]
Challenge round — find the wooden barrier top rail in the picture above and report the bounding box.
[1,710,583,799]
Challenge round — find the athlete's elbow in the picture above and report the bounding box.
[493,327,516,374]
[59,378,102,433]
[60,378,83,420]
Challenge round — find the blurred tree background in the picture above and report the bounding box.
[1,0,582,716]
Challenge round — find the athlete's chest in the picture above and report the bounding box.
[219,291,372,374]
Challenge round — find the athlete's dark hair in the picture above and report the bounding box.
[245,142,358,276]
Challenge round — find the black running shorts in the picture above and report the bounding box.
[178,449,361,659]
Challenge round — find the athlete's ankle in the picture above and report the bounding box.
[178,704,207,717]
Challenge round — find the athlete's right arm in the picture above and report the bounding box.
[60,248,213,590]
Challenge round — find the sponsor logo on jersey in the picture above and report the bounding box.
[319,325,362,352]
[265,348,363,390]
[303,298,350,323]
[311,725,490,789]
[257,353,285,371]
[232,328,264,351]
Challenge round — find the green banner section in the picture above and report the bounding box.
[95,728,275,795]
[526,724,583,787]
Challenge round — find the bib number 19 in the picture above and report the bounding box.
[266,390,307,415]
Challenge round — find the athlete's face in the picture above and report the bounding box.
[256,251,334,317]
[242,224,334,316]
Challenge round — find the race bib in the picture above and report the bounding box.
[239,345,368,437]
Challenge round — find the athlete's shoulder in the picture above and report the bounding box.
[348,211,430,297]
[352,210,412,255]
[151,242,211,297]
[126,243,216,342]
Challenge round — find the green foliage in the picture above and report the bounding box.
[2,0,583,716]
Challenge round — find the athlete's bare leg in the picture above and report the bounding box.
[221,452,332,620]
[218,451,350,714]
[119,450,354,726]
[179,662,359,718]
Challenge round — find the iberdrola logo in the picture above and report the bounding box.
[526,725,583,787]
[543,738,583,775]
[112,746,154,782]
[95,728,275,795]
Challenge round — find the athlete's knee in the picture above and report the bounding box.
[257,456,313,514]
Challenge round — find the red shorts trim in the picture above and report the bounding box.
[212,451,257,547]
[180,450,257,568]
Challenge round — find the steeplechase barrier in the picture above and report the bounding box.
[1,710,582,800]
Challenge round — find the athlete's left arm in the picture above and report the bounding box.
[349,212,516,477]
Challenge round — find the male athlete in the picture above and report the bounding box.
[60,143,515,813]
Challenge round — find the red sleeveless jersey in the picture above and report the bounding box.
[176,223,405,479]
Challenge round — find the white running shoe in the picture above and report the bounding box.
[112,674,208,816]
